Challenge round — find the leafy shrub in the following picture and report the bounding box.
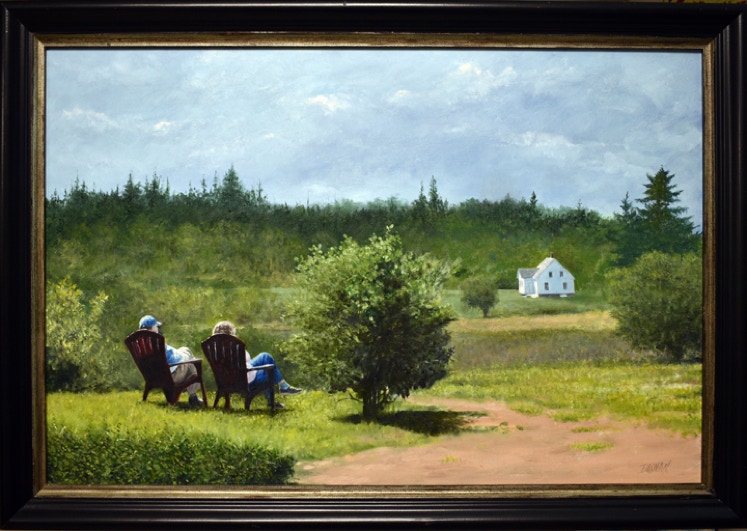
[606,251,702,361]
[47,423,295,485]
[46,278,109,391]
[460,276,498,317]
[283,227,455,421]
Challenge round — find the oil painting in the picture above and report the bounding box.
[44,46,704,487]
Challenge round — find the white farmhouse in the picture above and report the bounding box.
[517,254,575,298]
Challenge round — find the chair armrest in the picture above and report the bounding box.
[246,363,275,372]
[169,359,202,368]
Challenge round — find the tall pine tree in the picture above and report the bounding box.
[636,166,698,255]
[613,167,699,265]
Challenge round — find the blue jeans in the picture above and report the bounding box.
[248,352,283,403]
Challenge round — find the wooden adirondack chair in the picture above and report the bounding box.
[124,329,207,406]
[201,333,276,410]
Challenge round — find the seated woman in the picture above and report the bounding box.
[211,320,301,409]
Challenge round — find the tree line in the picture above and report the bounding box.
[48,166,699,267]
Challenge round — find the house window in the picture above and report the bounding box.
[563,282,568,290]
[544,282,549,290]
[549,272,553,278]
[560,271,564,277]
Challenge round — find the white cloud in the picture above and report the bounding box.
[451,62,517,98]
[306,94,350,114]
[152,121,173,135]
[387,89,413,104]
[515,131,576,151]
[61,106,116,132]
[458,62,483,76]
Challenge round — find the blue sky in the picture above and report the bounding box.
[46,48,703,225]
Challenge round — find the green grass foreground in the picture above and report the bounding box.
[47,359,701,485]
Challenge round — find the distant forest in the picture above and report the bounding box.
[47,166,700,291]
[48,167,610,245]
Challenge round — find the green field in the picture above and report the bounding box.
[47,308,702,485]
[443,288,610,319]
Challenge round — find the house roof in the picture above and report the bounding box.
[534,257,556,276]
[516,257,575,280]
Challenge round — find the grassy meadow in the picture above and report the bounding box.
[43,174,704,485]
[46,292,702,485]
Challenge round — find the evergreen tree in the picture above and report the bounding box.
[216,165,247,218]
[613,167,699,264]
[143,173,169,210]
[428,176,447,215]
[617,192,637,223]
[636,167,698,254]
[219,165,245,196]
[637,167,684,228]
[411,181,429,223]
[611,192,644,266]
[122,173,143,218]
[529,191,538,212]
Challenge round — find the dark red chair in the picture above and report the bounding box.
[124,329,207,406]
[201,333,276,410]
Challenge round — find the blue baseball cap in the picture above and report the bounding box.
[139,315,162,329]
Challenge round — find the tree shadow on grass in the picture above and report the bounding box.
[337,409,485,436]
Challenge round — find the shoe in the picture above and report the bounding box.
[279,385,302,396]
[189,395,205,408]
[268,402,285,409]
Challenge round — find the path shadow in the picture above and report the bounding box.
[337,409,484,436]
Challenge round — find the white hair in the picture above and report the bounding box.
[212,320,237,336]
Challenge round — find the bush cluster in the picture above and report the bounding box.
[47,424,295,485]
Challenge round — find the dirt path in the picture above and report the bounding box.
[296,397,701,486]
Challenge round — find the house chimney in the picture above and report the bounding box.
[550,252,554,258]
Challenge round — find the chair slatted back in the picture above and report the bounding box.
[125,329,173,388]
[201,333,249,393]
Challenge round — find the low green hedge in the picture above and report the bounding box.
[47,424,295,485]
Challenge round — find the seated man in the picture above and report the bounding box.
[139,315,205,408]
[211,320,301,409]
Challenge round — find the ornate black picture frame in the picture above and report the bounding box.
[2,1,746,529]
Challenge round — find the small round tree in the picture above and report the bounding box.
[460,276,498,318]
[606,251,702,361]
[282,227,455,421]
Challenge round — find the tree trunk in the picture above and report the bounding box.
[361,389,380,422]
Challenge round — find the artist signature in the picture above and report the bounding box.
[640,460,672,473]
